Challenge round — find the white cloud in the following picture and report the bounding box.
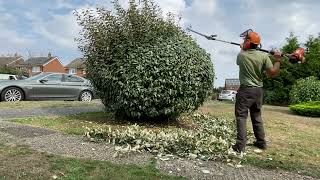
[156,0,186,16]
[25,11,80,49]
[55,0,77,9]
[0,12,34,56]
[1,0,319,86]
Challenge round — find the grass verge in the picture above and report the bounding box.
[0,143,184,180]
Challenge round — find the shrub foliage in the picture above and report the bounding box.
[75,0,214,120]
[290,101,320,117]
[290,76,320,104]
[0,66,27,77]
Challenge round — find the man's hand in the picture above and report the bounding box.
[274,49,282,62]
[266,49,282,78]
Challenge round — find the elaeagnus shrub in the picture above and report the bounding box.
[75,0,215,120]
[289,76,320,104]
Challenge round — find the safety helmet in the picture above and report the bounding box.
[240,29,261,45]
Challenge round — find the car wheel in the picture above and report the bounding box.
[1,87,24,102]
[79,91,92,102]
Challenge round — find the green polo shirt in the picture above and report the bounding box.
[237,49,273,87]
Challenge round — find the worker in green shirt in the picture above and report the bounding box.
[232,30,282,153]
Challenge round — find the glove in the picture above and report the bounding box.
[274,49,282,63]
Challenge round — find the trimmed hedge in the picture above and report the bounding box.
[289,101,320,117]
[76,0,214,120]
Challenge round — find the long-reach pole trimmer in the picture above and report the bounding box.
[187,27,306,64]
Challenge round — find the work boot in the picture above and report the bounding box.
[232,144,245,153]
[253,141,267,150]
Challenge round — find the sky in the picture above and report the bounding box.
[0,0,319,87]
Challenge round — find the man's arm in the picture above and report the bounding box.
[266,50,282,78]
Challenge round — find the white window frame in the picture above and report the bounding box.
[69,68,77,74]
[32,66,41,73]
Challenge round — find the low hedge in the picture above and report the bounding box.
[289,101,320,117]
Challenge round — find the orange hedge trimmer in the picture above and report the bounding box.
[187,27,306,64]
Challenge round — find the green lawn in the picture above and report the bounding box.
[11,101,320,178]
[199,101,320,178]
[0,143,184,180]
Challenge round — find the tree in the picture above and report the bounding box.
[0,66,27,77]
[263,33,300,105]
[75,0,215,120]
[263,33,320,105]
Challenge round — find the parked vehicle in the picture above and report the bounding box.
[218,90,237,101]
[0,72,95,102]
[0,74,19,80]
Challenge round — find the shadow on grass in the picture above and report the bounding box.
[67,111,197,131]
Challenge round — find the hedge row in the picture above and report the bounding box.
[289,101,320,117]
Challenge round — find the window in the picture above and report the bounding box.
[32,66,41,72]
[27,73,50,80]
[69,68,77,74]
[64,75,84,82]
[43,74,62,82]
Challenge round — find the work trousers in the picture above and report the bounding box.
[235,87,266,151]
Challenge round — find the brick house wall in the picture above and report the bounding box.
[65,67,86,77]
[43,58,65,73]
[27,57,65,77]
[225,79,240,91]
[28,66,43,77]
[76,68,85,77]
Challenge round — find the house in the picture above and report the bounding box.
[20,53,65,77]
[0,54,24,67]
[65,58,86,77]
[225,78,240,91]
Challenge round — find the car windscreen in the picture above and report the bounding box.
[221,90,230,94]
[26,73,50,80]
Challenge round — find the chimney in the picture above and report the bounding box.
[14,53,18,57]
[48,52,52,59]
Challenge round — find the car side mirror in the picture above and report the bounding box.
[39,79,48,83]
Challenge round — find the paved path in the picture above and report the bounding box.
[0,106,316,180]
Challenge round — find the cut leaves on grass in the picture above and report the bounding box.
[85,113,237,160]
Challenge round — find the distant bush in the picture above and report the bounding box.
[289,101,320,117]
[289,76,320,104]
[264,89,290,106]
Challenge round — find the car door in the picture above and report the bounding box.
[60,74,85,98]
[32,74,64,99]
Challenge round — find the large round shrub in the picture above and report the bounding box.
[289,76,320,104]
[76,0,215,120]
